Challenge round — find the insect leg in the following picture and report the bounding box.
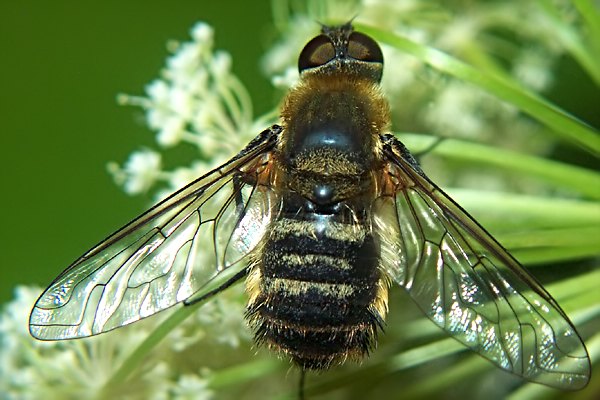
[411,135,446,161]
[381,133,426,176]
[184,268,248,306]
[298,369,306,400]
[232,124,282,161]
[233,174,245,216]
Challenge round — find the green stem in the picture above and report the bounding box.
[546,268,600,303]
[573,0,600,61]
[512,245,600,266]
[398,133,600,199]
[497,226,600,249]
[539,0,600,85]
[446,189,600,228]
[400,356,491,399]
[104,303,200,388]
[387,337,464,370]
[209,358,281,389]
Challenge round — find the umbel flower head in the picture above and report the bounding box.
[1,284,252,399]
[110,22,268,202]
[4,0,599,399]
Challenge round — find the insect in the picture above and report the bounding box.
[30,23,590,393]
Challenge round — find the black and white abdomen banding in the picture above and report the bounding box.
[246,213,389,370]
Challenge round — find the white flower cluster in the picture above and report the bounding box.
[0,285,249,399]
[110,22,263,200]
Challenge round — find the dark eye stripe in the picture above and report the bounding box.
[347,32,383,63]
[298,35,335,72]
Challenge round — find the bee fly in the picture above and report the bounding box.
[30,23,590,394]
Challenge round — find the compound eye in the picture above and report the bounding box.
[298,35,335,72]
[347,32,383,63]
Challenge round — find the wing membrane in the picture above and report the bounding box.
[378,138,590,389]
[30,128,279,340]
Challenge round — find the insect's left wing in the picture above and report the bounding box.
[30,127,280,340]
[375,135,591,390]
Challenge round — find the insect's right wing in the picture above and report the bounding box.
[29,126,281,340]
[374,134,590,390]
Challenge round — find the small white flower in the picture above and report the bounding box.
[163,161,211,193]
[190,22,214,46]
[210,51,232,78]
[260,17,317,78]
[170,374,213,400]
[146,79,171,102]
[380,48,421,95]
[423,82,486,139]
[156,115,186,147]
[166,42,206,88]
[187,68,209,96]
[435,16,480,52]
[271,66,299,90]
[512,48,554,91]
[169,85,196,120]
[108,149,162,195]
[145,80,175,130]
[191,98,216,132]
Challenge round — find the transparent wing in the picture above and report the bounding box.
[376,136,590,390]
[30,127,280,340]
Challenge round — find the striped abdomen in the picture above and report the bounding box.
[246,214,388,370]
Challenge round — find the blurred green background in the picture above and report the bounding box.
[0,1,276,304]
